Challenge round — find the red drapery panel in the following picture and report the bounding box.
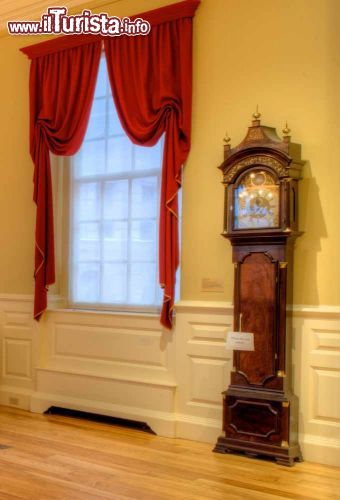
[25,42,102,318]
[104,2,199,328]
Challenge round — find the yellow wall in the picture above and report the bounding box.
[181,0,340,307]
[0,0,339,305]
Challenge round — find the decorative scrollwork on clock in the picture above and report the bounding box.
[223,156,287,184]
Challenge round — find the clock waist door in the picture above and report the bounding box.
[231,252,280,390]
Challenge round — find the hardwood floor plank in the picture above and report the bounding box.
[0,406,339,500]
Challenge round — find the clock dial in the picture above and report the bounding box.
[234,170,279,229]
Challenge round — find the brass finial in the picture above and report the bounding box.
[282,122,291,137]
[223,131,231,145]
[252,105,261,120]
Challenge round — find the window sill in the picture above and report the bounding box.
[69,303,161,315]
[47,297,161,320]
[51,308,160,318]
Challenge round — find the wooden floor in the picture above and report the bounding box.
[0,407,339,500]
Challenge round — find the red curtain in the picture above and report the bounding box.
[21,0,199,327]
[104,5,197,328]
[22,41,102,318]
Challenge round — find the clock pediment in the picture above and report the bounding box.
[220,112,304,240]
[219,113,303,183]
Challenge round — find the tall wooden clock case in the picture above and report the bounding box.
[214,112,304,466]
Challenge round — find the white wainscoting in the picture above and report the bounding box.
[32,307,178,437]
[292,308,340,466]
[0,295,339,466]
[0,294,38,410]
[174,301,233,443]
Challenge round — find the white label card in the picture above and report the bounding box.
[226,331,255,351]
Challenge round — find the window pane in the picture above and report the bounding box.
[102,263,127,303]
[156,280,163,304]
[76,182,100,221]
[107,135,133,174]
[135,140,163,171]
[84,98,106,140]
[76,222,100,261]
[103,221,128,261]
[94,57,108,98]
[75,140,105,177]
[131,220,156,262]
[129,263,156,305]
[108,99,125,136]
[73,263,100,302]
[70,55,166,309]
[131,177,158,219]
[104,180,128,220]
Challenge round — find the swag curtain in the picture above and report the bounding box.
[21,0,199,328]
[22,42,102,318]
[104,10,196,329]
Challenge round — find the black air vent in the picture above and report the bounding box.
[44,407,156,434]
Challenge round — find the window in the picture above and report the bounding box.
[68,56,164,311]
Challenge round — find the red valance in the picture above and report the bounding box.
[20,0,200,59]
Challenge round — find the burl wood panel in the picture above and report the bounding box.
[228,399,279,439]
[238,253,276,385]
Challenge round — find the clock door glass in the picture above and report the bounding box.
[234,170,279,229]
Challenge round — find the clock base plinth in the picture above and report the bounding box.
[213,436,302,467]
[213,389,302,467]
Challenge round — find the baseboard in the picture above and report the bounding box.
[0,384,219,443]
[300,434,340,467]
[176,413,222,444]
[30,391,177,437]
[32,366,177,437]
[1,384,339,466]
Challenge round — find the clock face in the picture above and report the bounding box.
[233,170,279,229]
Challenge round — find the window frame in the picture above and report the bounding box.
[51,154,181,316]
[68,160,163,315]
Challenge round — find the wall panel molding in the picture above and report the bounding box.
[39,309,176,386]
[0,296,37,397]
[2,338,32,379]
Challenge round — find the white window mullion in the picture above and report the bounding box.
[154,174,160,305]
[68,166,79,297]
[100,58,110,303]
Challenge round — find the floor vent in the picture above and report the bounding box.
[44,406,156,435]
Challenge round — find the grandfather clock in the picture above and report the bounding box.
[213,111,304,466]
